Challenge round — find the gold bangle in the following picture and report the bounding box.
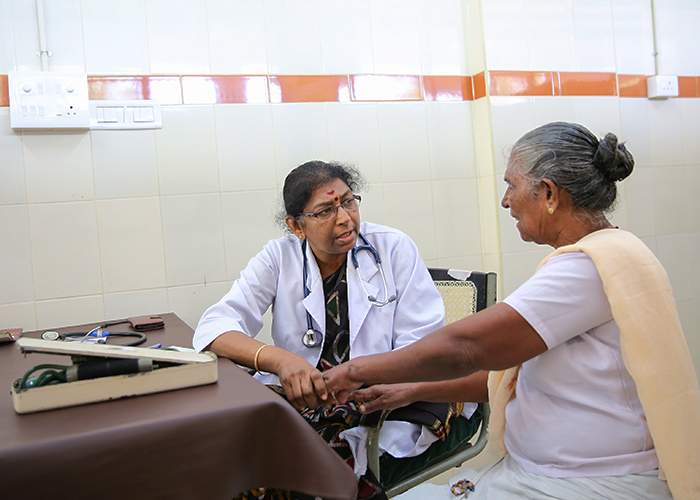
[253,344,270,372]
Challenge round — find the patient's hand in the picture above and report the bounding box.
[350,383,419,413]
[323,362,363,404]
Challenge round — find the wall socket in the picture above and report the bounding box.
[647,75,679,99]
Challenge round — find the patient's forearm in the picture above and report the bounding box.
[412,371,489,403]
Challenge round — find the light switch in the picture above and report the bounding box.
[132,107,155,123]
[89,100,162,130]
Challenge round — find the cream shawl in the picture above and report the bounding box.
[487,228,700,499]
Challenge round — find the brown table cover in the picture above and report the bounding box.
[0,313,357,500]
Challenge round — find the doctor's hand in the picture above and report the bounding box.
[274,352,328,410]
[350,383,419,414]
[322,361,364,404]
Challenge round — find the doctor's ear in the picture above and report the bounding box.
[286,216,305,240]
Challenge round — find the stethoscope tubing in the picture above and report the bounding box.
[301,233,396,348]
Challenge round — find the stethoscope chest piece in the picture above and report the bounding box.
[302,328,321,348]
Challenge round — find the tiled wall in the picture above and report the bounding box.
[0,0,698,377]
[479,0,700,375]
[0,0,481,335]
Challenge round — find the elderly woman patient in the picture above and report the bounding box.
[325,122,700,500]
[193,161,479,499]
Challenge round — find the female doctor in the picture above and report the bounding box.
[193,161,467,499]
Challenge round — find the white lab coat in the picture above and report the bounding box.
[193,222,445,475]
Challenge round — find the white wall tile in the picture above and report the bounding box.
[572,97,621,138]
[471,98,495,178]
[97,197,166,293]
[482,0,530,71]
[319,0,374,74]
[432,178,482,259]
[160,193,227,286]
[619,98,651,166]
[572,0,616,72]
[156,106,220,195]
[501,247,550,296]
[530,96,576,126]
[29,202,102,299]
[167,281,231,329]
[146,0,210,73]
[620,166,655,237]
[0,205,34,304]
[0,109,26,204]
[427,102,476,179]
[653,166,700,236]
[360,183,386,224]
[370,0,424,74]
[92,130,159,199]
[221,190,280,278]
[0,0,15,73]
[527,0,575,71]
[206,0,268,73]
[82,0,149,74]
[215,105,276,192]
[11,0,41,71]
[0,302,36,331]
[376,103,430,183]
[36,294,104,329]
[653,0,700,75]
[648,99,684,166]
[489,97,535,175]
[611,0,654,74]
[655,232,700,302]
[271,104,330,183]
[103,288,169,320]
[23,131,93,203]
[326,103,382,184]
[43,0,85,70]
[382,181,436,260]
[422,0,467,75]
[679,100,700,165]
[264,0,323,74]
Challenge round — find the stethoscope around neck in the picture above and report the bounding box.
[301,233,396,348]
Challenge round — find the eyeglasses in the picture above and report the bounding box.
[299,194,362,222]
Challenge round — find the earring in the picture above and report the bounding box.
[547,207,554,215]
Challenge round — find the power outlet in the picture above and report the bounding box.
[647,75,679,99]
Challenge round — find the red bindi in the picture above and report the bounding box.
[326,190,335,195]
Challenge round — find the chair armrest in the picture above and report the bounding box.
[366,410,389,479]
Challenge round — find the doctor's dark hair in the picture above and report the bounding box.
[509,121,634,213]
[282,161,365,218]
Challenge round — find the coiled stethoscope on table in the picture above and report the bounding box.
[301,233,396,348]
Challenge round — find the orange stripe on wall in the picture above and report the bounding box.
[678,76,699,98]
[558,72,617,96]
[88,76,182,104]
[269,75,350,103]
[2,72,700,107]
[422,76,473,101]
[0,75,8,106]
[489,71,554,96]
[618,74,648,98]
[473,72,486,99]
[182,75,268,104]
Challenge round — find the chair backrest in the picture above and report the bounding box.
[428,269,497,323]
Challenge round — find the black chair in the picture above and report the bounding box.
[366,268,497,497]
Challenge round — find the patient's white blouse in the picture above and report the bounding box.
[503,252,659,477]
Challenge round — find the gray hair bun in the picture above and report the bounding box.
[592,133,634,182]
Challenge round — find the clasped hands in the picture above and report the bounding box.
[279,355,415,414]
